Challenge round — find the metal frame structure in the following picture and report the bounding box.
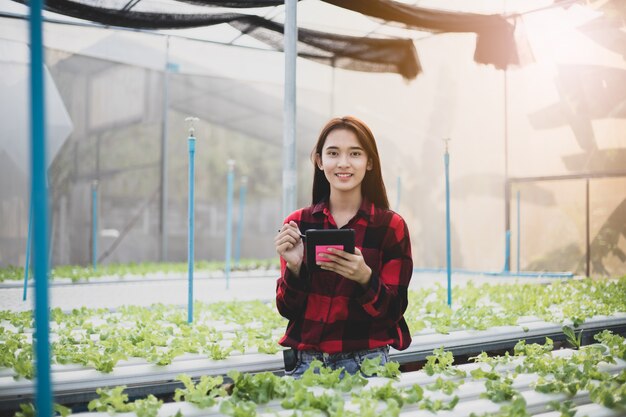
[505,171,626,277]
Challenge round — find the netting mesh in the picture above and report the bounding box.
[228,17,421,79]
[11,0,421,79]
[11,0,521,75]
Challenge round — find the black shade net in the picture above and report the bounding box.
[202,0,523,69]
[11,0,530,75]
[15,0,421,79]
[228,15,421,79]
[323,0,519,69]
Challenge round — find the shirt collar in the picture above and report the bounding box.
[312,197,373,222]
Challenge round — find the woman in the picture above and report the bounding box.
[274,116,413,377]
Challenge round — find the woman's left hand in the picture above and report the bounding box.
[317,247,372,287]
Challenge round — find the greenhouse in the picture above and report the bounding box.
[0,0,625,416]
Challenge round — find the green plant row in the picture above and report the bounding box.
[0,259,280,282]
[1,277,625,379]
[16,331,626,417]
[1,300,287,379]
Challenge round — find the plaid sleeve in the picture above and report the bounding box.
[276,259,309,320]
[358,213,412,321]
[275,212,309,321]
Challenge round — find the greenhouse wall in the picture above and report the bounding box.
[0,12,624,276]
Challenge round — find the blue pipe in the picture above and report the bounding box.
[224,160,235,290]
[22,199,33,301]
[503,230,511,272]
[92,181,98,270]
[517,190,521,273]
[187,134,196,324]
[234,177,247,265]
[444,143,452,307]
[30,1,52,416]
[412,268,573,279]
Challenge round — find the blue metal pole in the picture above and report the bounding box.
[395,175,401,212]
[503,230,511,272]
[29,1,52,416]
[444,140,452,307]
[22,199,33,301]
[225,160,235,289]
[186,118,197,324]
[234,176,248,265]
[91,181,98,270]
[516,190,520,273]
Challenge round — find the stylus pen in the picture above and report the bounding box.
[278,229,306,239]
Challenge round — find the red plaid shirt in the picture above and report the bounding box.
[276,198,413,353]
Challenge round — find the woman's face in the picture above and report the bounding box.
[316,128,372,196]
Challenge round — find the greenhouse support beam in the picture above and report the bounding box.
[503,65,510,273]
[225,160,235,290]
[282,0,297,218]
[234,176,248,265]
[22,199,33,301]
[29,0,53,416]
[159,37,171,263]
[516,190,520,273]
[186,118,197,324]
[443,139,452,307]
[503,230,510,272]
[586,178,590,278]
[91,181,98,270]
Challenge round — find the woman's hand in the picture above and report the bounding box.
[275,221,304,274]
[317,247,371,287]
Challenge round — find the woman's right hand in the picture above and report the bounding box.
[275,220,304,274]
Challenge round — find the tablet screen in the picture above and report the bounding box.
[305,229,355,271]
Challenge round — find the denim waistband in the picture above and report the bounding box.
[297,345,388,361]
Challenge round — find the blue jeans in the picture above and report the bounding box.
[285,346,389,379]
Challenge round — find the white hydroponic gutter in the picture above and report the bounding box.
[1,314,625,398]
[57,350,626,417]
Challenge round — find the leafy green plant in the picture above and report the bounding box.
[423,347,466,377]
[228,370,292,404]
[0,259,280,282]
[426,376,464,395]
[133,395,162,417]
[563,325,583,349]
[470,395,530,417]
[173,374,226,408]
[595,330,626,360]
[299,360,368,392]
[218,399,258,417]
[14,403,71,417]
[419,396,459,412]
[87,386,135,413]
[481,376,517,403]
[547,399,578,417]
[359,357,401,379]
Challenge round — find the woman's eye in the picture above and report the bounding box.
[351,152,362,157]
[327,151,338,157]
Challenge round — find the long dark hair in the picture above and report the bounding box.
[311,116,390,209]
